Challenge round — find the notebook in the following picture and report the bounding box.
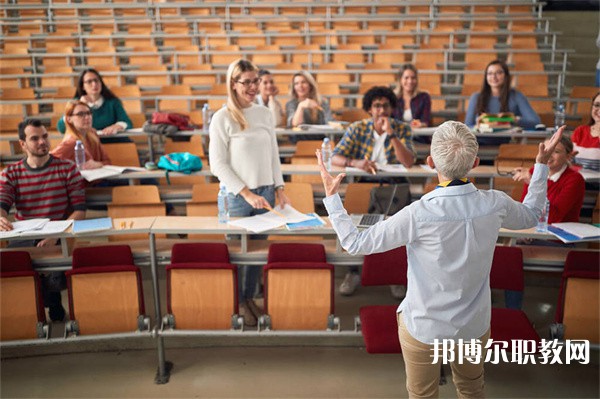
[72,217,113,234]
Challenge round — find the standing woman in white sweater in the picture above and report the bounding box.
[209,59,291,326]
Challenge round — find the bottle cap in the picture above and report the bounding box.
[323,137,330,143]
[76,140,82,145]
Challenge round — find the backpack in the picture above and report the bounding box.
[151,112,197,131]
[157,152,203,184]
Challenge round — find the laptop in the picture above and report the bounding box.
[350,184,402,228]
[351,213,385,228]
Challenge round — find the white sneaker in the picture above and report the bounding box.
[390,285,406,300]
[339,273,361,296]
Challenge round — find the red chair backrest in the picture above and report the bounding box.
[267,243,326,263]
[171,243,230,263]
[361,247,408,286]
[0,251,33,273]
[72,245,134,268]
[489,246,524,291]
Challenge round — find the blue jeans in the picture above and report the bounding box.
[223,185,275,302]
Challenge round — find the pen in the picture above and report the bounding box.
[365,156,377,175]
[263,205,285,218]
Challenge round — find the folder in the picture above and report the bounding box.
[72,217,113,234]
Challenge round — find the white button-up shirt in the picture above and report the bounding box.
[323,164,549,344]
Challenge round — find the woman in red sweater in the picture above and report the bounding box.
[572,91,600,171]
[513,135,585,223]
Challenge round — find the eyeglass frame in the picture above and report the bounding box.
[72,111,93,118]
[235,78,261,88]
[83,78,100,85]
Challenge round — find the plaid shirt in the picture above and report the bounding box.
[332,118,413,163]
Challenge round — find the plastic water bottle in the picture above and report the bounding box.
[536,198,550,232]
[217,184,229,224]
[74,140,85,170]
[202,103,210,133]
[554,103,565,131]
[321,137,332,171]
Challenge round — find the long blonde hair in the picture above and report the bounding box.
[393,64,420,98]
[64,100,101,148]
[289,70,322,104]
[226,58,259,130]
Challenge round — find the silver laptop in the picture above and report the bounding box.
[351,213,385,228]
[351,185,404,228]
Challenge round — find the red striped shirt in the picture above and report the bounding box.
[0,156,86,221]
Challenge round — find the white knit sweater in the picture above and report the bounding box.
[208,103,285,195]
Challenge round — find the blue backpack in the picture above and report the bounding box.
[157,152,203,184]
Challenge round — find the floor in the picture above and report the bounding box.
[1,270,599,398]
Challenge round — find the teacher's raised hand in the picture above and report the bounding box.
[316,149,345,197]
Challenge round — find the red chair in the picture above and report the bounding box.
[261,243,337,330]
[358,247,408,353]
[65,245,149,335]
[551,250,599,344]
[164,243,241,330]
[0,251,48,340]
[489,246,541,346]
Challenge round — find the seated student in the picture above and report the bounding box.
[465,60,540,145]
[392,64,431,129]
[513,135,585,225]
[51,100,111,169]
[507,134,585,309]
[331,86,415,298]
[54,102,176,213]
[57,68,132,144]
[0,118,87,322]
[256,69,285,128]
[572,91,600,172]
[285,71,332,141]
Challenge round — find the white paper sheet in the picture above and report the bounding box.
[18,220,73,237]
[551,222,600,239]
[0,218,50,239]
[377,164,407,173]
[227,205,313,233]
[79,165,147,181]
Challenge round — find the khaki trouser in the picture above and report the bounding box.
[397,313,490,398]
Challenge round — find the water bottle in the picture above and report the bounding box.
[554,103,565,131]
[202,103,210,133]
[321,137,332,171]
[74,140,85,170]
[536,198,550,232]
[217,184,229,224]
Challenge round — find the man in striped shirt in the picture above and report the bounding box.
[0,118,86,321]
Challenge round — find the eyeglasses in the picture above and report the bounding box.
[592,102,600,109]
[496,168,516,177]
[236,78,261,88]
[72,111,92,118]
[486,71,505,77]
[83,78,100,85]
[372,102,391,110]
